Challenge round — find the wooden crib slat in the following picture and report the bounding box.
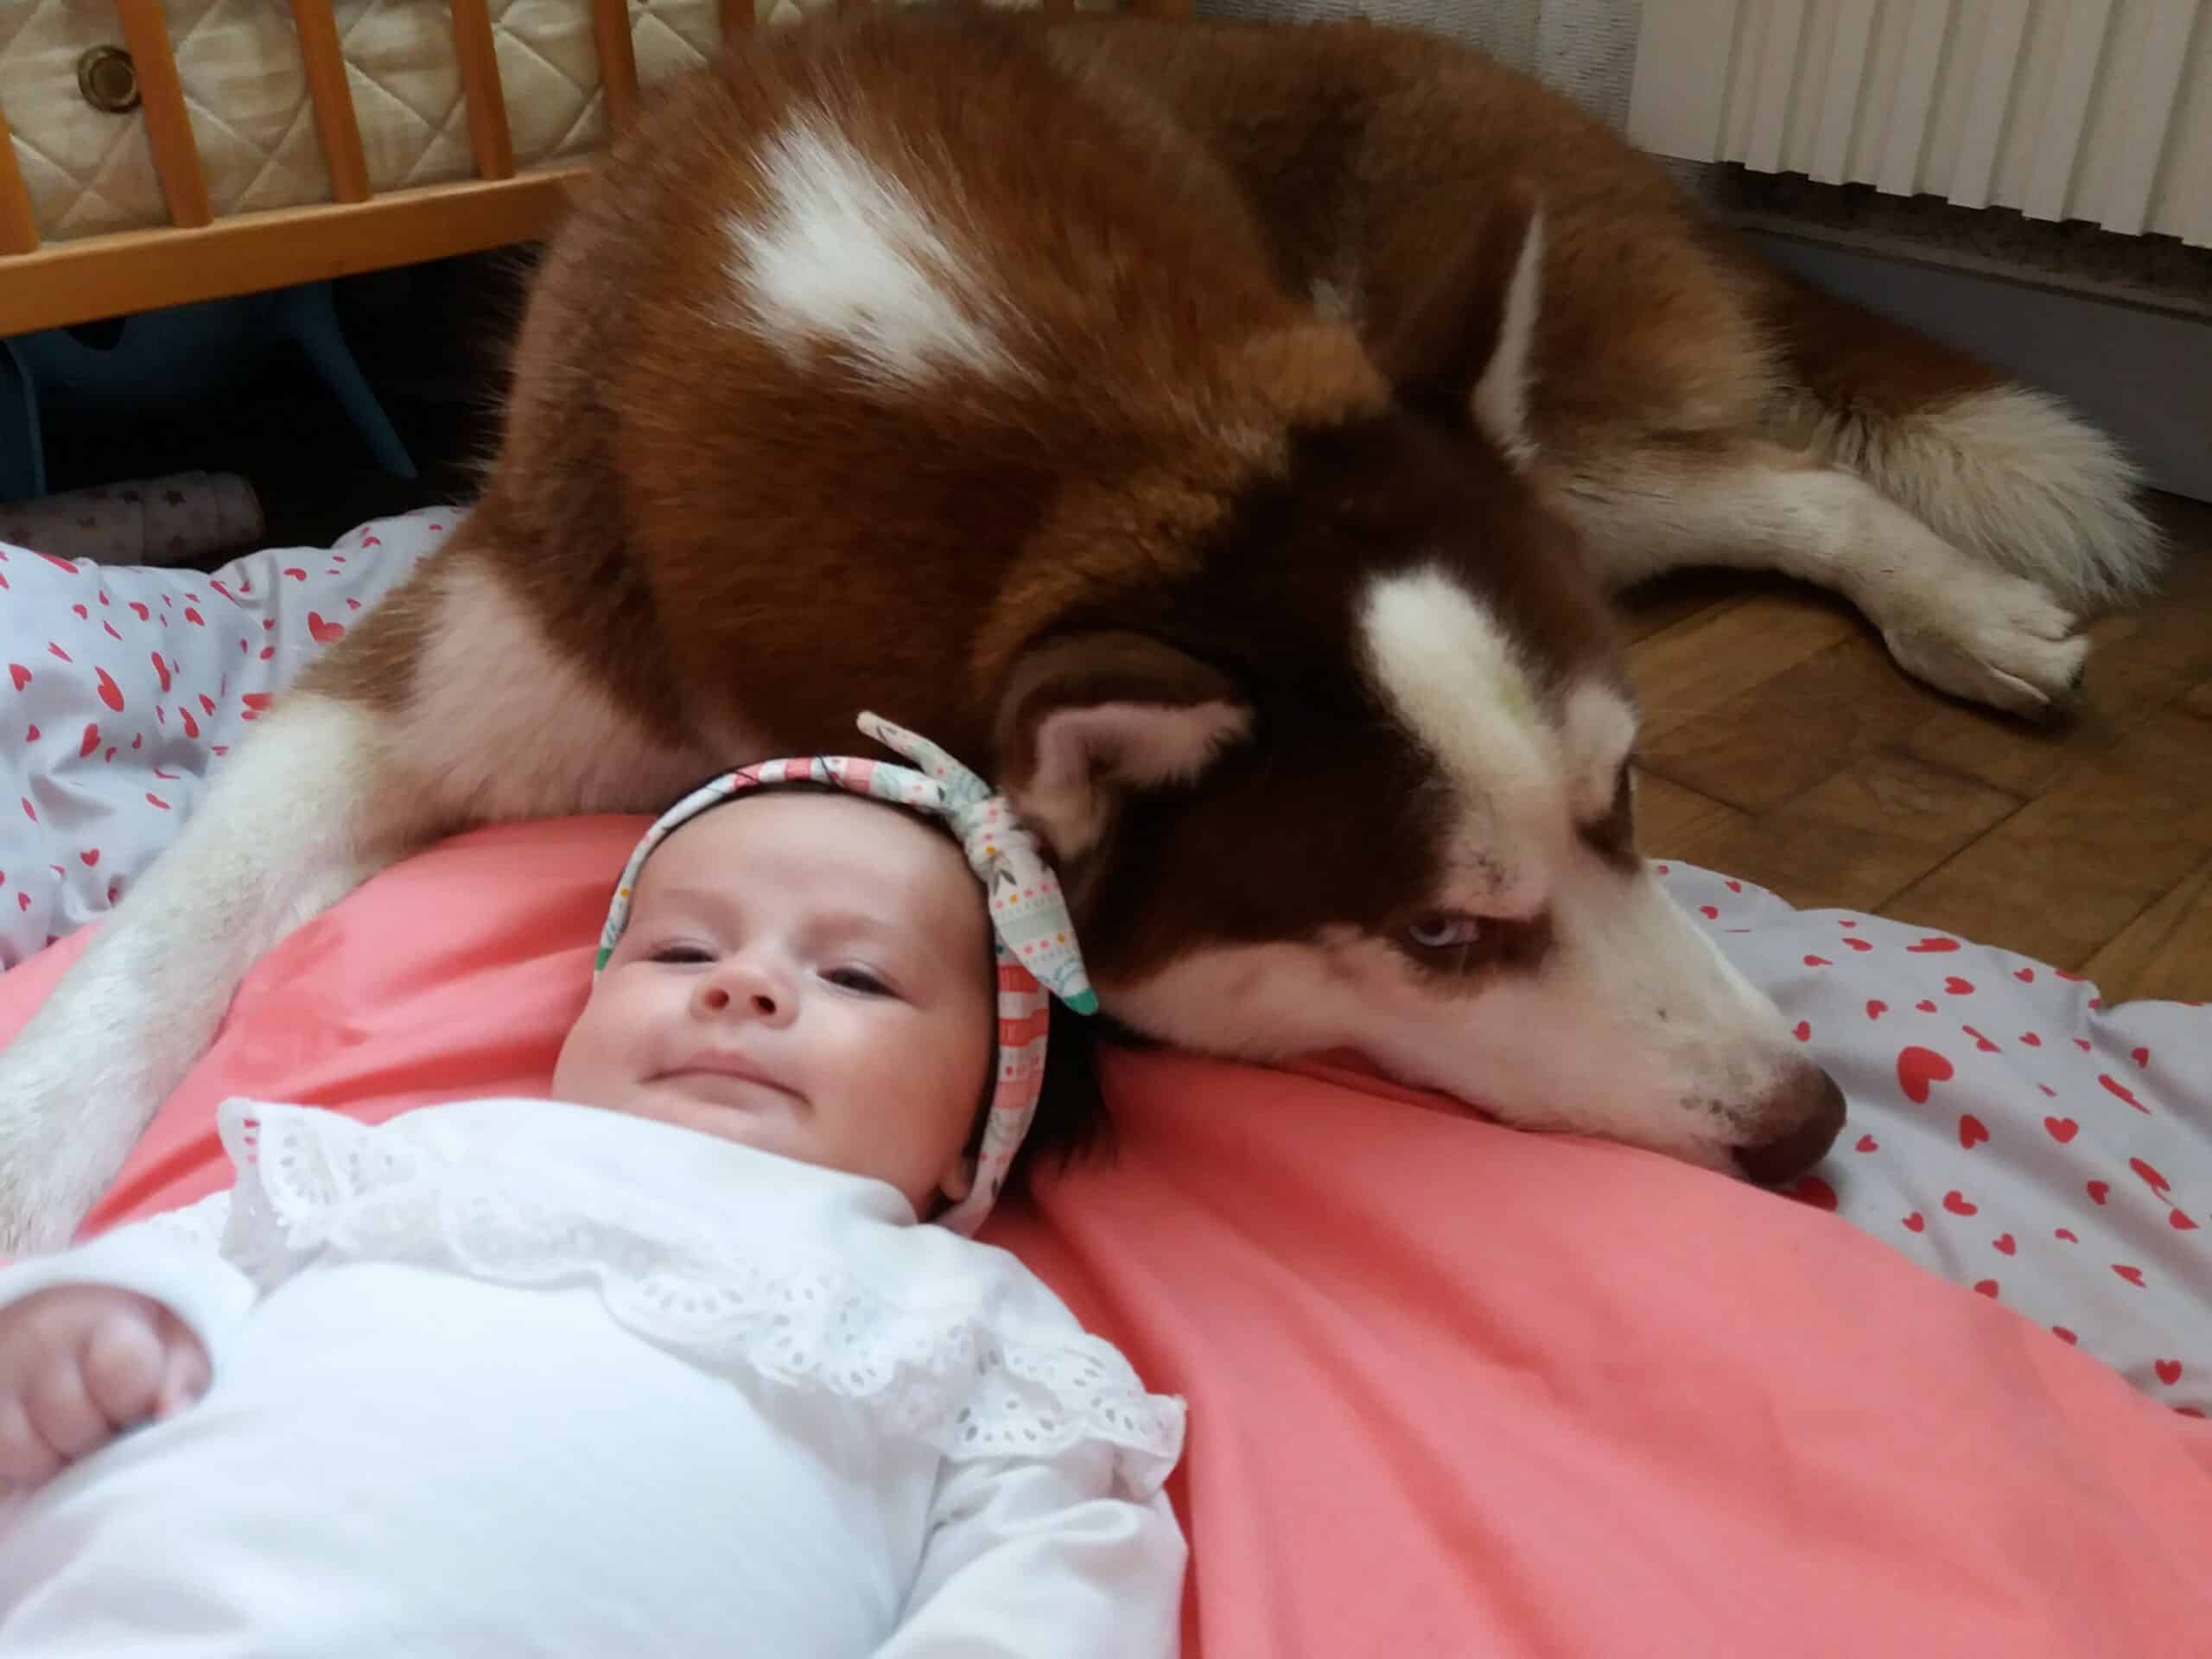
[115,0,213,229]
[449,0,518,182]
[289,1,372,204]
[721,0,752,35]
[592,0,641,138]
[0,103,40,255]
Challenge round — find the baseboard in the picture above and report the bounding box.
[1739,228,2212,505]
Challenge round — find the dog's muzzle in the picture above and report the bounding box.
[1730,1066,1848,1185]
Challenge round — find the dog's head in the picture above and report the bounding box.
[993,202,1844,1183]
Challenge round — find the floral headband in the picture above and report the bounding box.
[594,711,1096,1233]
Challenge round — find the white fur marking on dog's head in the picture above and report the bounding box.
[1360,566,1556,912]
[725,116,1017,385]
[1470,207,1543,466]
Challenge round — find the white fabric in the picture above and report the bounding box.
[1664,860,2212,1417]
[0,506,445,969]
[0,1097,1186,1656]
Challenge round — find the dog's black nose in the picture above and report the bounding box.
[1732,1069,1848,1185]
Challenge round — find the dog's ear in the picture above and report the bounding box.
[1369,188,1545,467]
[995,632,1253,861]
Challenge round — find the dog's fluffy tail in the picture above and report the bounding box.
[1757,268,2165,610]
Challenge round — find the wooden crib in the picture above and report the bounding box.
[0,0,1185,338]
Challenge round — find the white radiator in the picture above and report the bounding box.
[1627,0,2212,248]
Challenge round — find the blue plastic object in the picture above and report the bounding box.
[0,279,415,505]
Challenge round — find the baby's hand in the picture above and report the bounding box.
[0,1286,209,1489]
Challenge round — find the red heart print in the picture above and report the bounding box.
[259,647,275,661]
[1793,1020,1811,1042]
[2157,1360,2183,1387]
[22,725,33,741]
[12,893,22,912]
[2055,1228,2079,1243]
[47,641,70,663]
[199,693,216,715]
[95,668,122,711]
[1973,1280,1999,1299]
[2044,1116,2078,1143]
[70,602,86,620]
[2019,1032,2041,1046]
[76,723,97,758]
[1903,1212,1926,1232]
[18,797,33,823]
[1789,1176,1839,1211]
[1855,1135,1878,1153]
[360,533,381,547]
[1942,1189,1978,1217]
[308,612,345,644]
[1916,1000,1938,1013]
[242,692,271,711]
[2014,967,2034,982]
[1866,1000,1887,1020]
[1844,938,1872,952]
[2088,1180,2111,1205]
[1907,937,1960,953]
[150,652,170,692]
[2173,1211,2200,1232]
[180,708,199,740]
[2130,1157,2171,1195]
[77,849,98,867]
[2089,997,2104,1010]
[283,567,306,581]
[2038,1084,2056,1097]
[1993,1233,2016,1255]
[101,621,120,642]
[35,552,74,574]
[1725,880,1741,893]
[1962,1025,1999,1052]
[2113,1264,2145,1287]
[1958,1114,1990,1149]
[2052,1327,2078,1345]
[1944,976,1974,995]
[1897,1046,1955,1104]
[128,601,149,620]
[346,598,362,611]
[2132,1046,2150,1069]
[2075,1039,2093,1052]
[1700,905,1718,919]
[145,792,170,810]
[2100,1075,2149,1114]
[7,664,27,690]
[1803,954,1832,967]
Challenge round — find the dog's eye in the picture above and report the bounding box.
[1405,912,1483,950]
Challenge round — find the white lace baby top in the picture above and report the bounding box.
[203,1096,1184,1491]
[0,1098,1192,1657]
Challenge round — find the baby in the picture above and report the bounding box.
[0,715,1186,1656]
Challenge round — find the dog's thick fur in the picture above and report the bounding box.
[3,10,2159,1249]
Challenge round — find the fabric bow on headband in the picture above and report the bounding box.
[594,711,1096,1234]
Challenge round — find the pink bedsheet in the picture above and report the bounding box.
[4,819,2209,1655]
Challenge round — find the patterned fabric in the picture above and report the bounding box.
[594,711,1096,1236]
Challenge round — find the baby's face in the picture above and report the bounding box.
[551,791,995,1214]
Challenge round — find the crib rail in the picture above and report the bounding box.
[0,0,1189,337]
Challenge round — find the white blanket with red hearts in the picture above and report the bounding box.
[1,512,2206,1414]
[0,509,448,969]
[1660,860,2211,1416]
